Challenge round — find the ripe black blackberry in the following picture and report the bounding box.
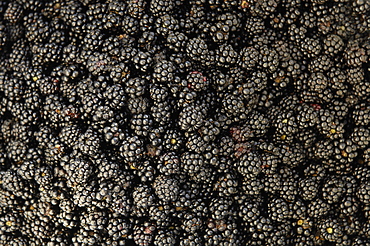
[235,151,262,178]
[153,175,179,203]
[222,92,247,120]
[157,152,180,175]
[344,39,368,67]
[151,101,172,127]
[77,128,101,157]
[323,34,344,56]
[62,158,93,188]
[130,113,153,137]
[214,171,238,197]
[155,14,179,37]
[357,182,370,205]
[133,50,153,72]
[152,60,176,84]
[162,129,184,152]
[186,37,210,63]
[119,134,144,164]
[178,102,207,132]
[150,84,169,102]
[319,218,345,243]
[186,71,209,92]
[209,197,233,220]
[180,152,204,174]
[1,170,33,199]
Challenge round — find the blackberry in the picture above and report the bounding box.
[125,77,147,98]
[222,93,247,120]
[153,60,176,84]
[133,50,153,72]
[153,175,179,203]
[178,103,207,132]
[62,158,93,188]
[130,113,153,137]
[268,197,289,222]
[186,71,209,92]
[319,218,345,243]
[322,177,346,204]
[215,44,238,68]
[307,199,331,219]
[150,84,169,102]
[181,152,204,174]
[163,129,184,152]
[151,101,172,126]
[323,34,344,56]
[235,151,262,178]
[155,14,179,36]
[357,182,370,204]
[209,197,233,220]
[77,128,101,157]
[186,37,210,63]
[214,171,238,197]
[4,2,23,24]
[127,97,150,114]
[158,152,180,175]
[119,135,144,163]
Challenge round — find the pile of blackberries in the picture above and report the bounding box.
[0,0,369,245]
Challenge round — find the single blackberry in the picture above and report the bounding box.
[307,199,331,219]
[150,84,169,102]
[214,171,238,197]
[155,14,179,36]
[106,217,131,242]
[267,197,289,222]
[163,129,184,152]
[222,92,247,120]
[322,177,345,204]
[204,217,241,246]
[1,170,32,199]
[199,118,222,143]
[186,37,210,63]
[132,51,153,72]
[180,152,204,174]
[344,40,368,67]
[4,2,23,24]
[353,103,370,126]
[235,151,262,178]
[130,113,153,137]
[148,204,173,228]
[151,101,172,127]
[186,71,209,92]
[158,152,180,175]
[77,128,101,157]
[319,218,345,243]
[59,124,81,148]
[308,54,334,73]
[62,158,93,188]
[80,208,108,231]
[6,140,27,164]
[153,175,179,203]
[246,216,274,245]
[119,135,144,163]
[323,34,344,56]
[178,103,207,132]
[125,77,147,98]
[209,197,233,220]
[356,182,370,204]
[350,127,370,149]
[153,60,176,84]
[215,44,238,68]
[339,196,359,215]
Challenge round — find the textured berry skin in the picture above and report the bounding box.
[0,0,369,245]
